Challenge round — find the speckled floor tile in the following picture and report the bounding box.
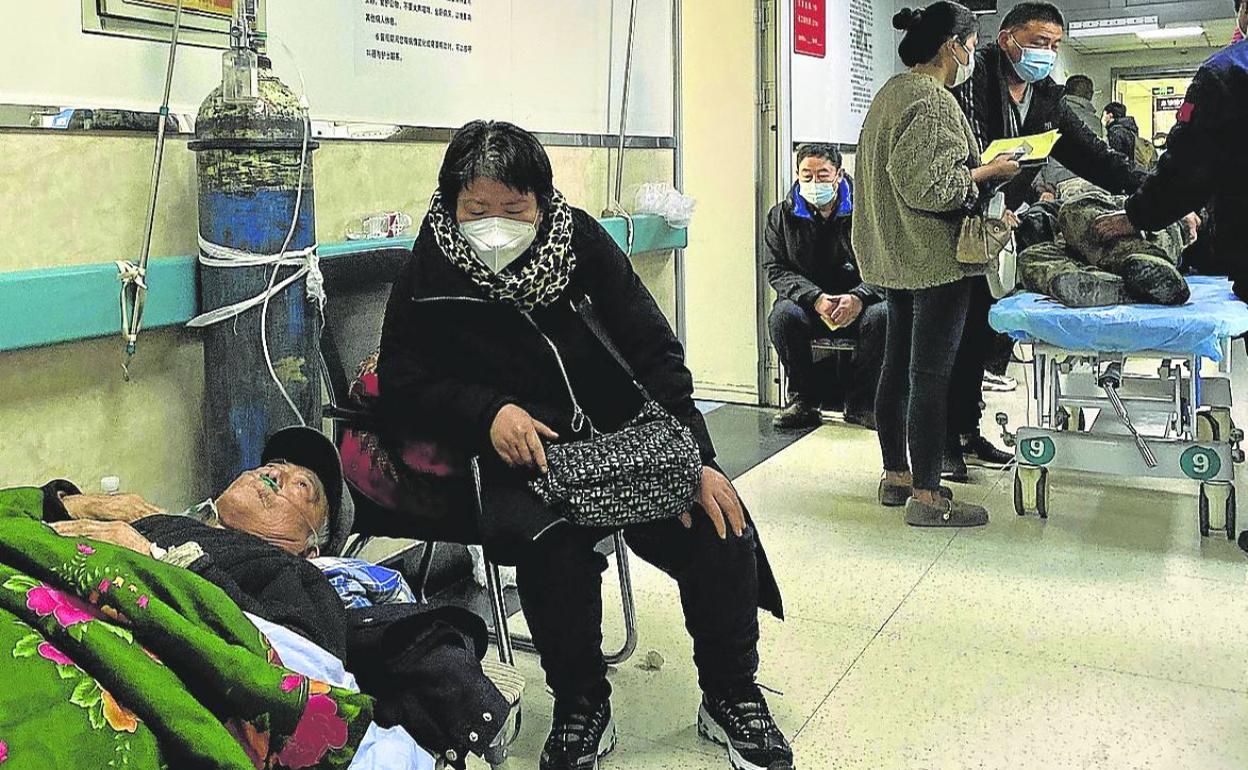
[793,630,1248,770]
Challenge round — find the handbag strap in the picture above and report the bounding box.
[573,297,653,399]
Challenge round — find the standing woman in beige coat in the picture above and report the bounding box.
[853,2,1021,527]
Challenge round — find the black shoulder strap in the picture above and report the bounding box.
[573,297,649,397]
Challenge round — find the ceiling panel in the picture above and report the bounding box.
[1066,17,1238,54]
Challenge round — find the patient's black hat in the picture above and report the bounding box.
[261,426,354,555]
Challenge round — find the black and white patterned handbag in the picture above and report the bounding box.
[527,300,703,528]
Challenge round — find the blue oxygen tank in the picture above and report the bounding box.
[189,66,321,493]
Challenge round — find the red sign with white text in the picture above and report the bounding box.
[794,0,826,58]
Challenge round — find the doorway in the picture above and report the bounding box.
[1113,73,1197,149]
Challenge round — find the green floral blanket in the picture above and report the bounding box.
[0,487,373,769]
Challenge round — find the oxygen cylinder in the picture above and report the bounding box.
[189,67,321,494]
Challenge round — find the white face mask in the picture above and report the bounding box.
[951,40,975,88]
[459,214,539,273]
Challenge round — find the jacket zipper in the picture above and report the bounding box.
[411,295,590,435]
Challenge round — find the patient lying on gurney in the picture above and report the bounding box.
[20,427,509,769]
[1016,189,1190,308]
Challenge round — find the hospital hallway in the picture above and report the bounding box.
[480,347,1248,770]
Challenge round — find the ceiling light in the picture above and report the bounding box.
[1137,26,1206,40]
[1069,16,1159,38]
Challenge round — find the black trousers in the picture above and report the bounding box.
[876,280,972,491]
[768,298,886,412]
[514,513,761,703]
[949,277,1014,437]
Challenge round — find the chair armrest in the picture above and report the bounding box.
[325,404,377,427]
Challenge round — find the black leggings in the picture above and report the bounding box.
[875,280,973,491]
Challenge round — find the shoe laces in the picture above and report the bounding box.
[710,686,785,746]
[547,701,608,753]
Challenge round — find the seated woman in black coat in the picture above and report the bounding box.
[377,120,792,770]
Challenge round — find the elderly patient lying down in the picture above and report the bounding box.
[0,427,509,770]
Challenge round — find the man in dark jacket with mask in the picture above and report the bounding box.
[764,143,884,430]
[1094,23,1248,302]
[945,1,1148,480]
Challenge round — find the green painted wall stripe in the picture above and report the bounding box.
[0,215,686,353]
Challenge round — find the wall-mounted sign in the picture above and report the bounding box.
[1155,95,1185,112]
[794,0,826,58]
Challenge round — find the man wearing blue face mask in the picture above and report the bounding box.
[942,2,1149,480]
[764,143,885,430]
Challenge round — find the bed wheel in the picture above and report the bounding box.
[1198,483,1236,540]
[1196,411,1221,443]
[1014,466,1048,519]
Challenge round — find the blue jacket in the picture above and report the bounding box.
[763,177,882,308]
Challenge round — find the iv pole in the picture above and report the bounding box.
[119,0,187,380]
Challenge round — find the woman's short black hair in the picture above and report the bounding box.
[796,143,843,169]
[893,3,979,68]
[1104,101,1128,120]
[438,120,555,209]
[1000,2,1066,32]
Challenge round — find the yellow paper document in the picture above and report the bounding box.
[981,130,1062,165]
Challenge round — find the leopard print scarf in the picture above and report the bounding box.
[427,190,576,311]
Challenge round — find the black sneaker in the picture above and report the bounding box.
[540,698,616,770]
[772,400,822,430]
[960,434,1013,468]
[843,408,877,431]
[941,450,970,483]
[698,686,794,770]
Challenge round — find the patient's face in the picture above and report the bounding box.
[216,462,328,556]
[456,177,540,226]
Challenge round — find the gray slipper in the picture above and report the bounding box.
[904,497,988,527]
[879,481,953,508]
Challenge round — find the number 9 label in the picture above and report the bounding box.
[1180,447,1221,481]
[1019,436,1056,465]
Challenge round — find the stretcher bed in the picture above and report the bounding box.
[989,276,1248,538]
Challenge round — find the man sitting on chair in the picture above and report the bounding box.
[764,142,885,429]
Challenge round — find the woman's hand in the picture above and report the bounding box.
[490,404,559,473]
[1003,210,1021,229]
[679,466,746,539]
[972,153,1023,184]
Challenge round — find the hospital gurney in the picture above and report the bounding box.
[989,276,1248,538]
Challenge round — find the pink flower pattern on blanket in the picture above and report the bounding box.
[274,694,349,768]
[36,643,74,666]
[26,585,98,627]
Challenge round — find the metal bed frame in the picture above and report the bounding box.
[996,339,1244,538]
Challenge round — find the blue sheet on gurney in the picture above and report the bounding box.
[989,276,1248,362]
